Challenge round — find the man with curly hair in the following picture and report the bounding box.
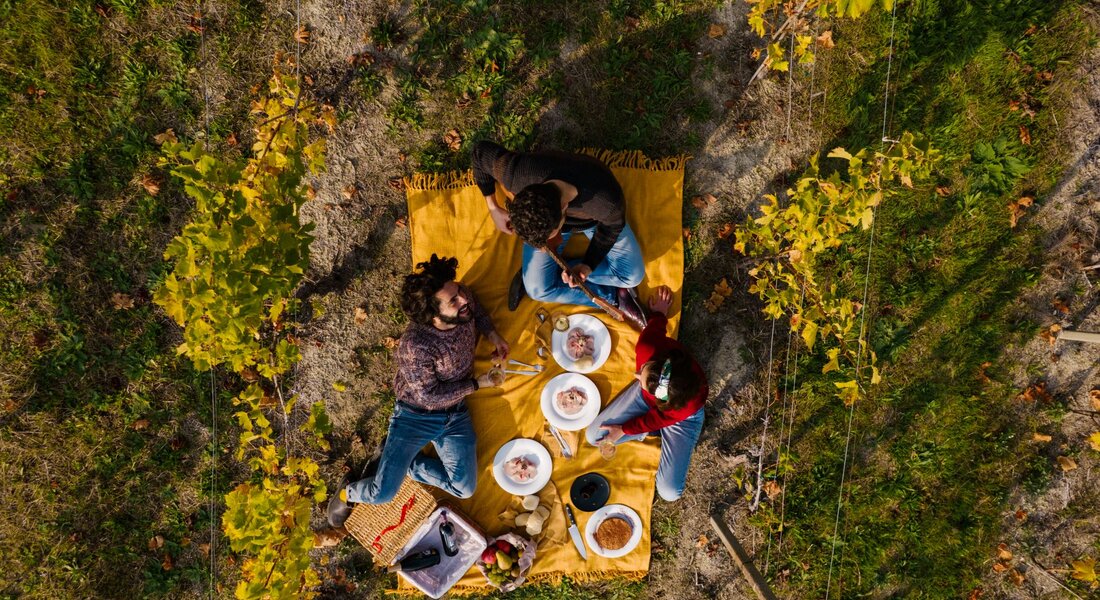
[327,255,509,525]
[471,140,647,328]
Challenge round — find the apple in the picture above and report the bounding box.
[480,547,497,564]
[495,540,514,554]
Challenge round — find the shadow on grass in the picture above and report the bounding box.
[740,0,1092,596]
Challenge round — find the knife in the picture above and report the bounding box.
[549,424,572,458]
[564,504,588,560]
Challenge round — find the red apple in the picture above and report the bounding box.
[481,547,497,564]
[495,540,513,554]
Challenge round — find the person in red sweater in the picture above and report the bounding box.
[585,285,707,501]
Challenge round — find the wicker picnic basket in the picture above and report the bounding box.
[344,478,439,565]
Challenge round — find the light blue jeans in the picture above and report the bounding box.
[586,381,704,501]
[346,402,477,504]
[522,223,645,307]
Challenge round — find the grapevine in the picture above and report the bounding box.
[734,131,940,403]
[745,0,894,79]
[154,69,333,599]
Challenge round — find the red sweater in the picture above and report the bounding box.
[621,314,708,435]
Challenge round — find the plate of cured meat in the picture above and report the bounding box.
[540,373,601,431]
[492,438,553,495]
[550,314,611,374]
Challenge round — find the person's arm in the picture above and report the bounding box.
[471,141,508,198]
[398,338,477,407]
[471,141,515,234]
[580,187,626,270]
[620,401,699,435]
[460,283,511,362]
[635,312,669,369]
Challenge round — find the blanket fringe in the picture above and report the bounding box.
[578,148,690,171]
[403,150,687,192]
[388,570,648,596]
[404,170,475,191]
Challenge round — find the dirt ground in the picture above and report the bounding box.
[279,1,1100,598]
[980,34,1100,600]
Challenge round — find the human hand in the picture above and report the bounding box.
[489,204,514,235]
[488,332,510,364]
[560,264,592,288]
[599,423,624,444]
[648,285,673,315]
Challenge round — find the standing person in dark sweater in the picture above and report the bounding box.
[327,255,509,526]
[584,285,707,501]
[471,140,647,328]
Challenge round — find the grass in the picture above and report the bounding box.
[0,0,272,596]
[1,0,1097,597]
[353,0,720,174]
[750,0,1097,596]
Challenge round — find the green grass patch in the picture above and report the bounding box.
[758,0,1095,596]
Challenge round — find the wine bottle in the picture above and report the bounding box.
[439,512,459,557]
[386,547,440,573]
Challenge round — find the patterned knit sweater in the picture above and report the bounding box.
[393,285,495,410]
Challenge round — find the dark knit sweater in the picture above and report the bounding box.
[392,284,495,410]
[471,140,626,270]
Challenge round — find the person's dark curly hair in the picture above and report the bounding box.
[400,254,459,326]
[508,183,563,245]
[642,348,702,410]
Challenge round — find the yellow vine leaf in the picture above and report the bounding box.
[1088,432,1100,452]
[1070,557,1096,583]
[801,320,819,349]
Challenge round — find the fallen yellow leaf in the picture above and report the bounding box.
[1032,433,1052,443]
[1056,455,1077,472]
[1070,557,1096,583]
[997,543,1013,561]
[1087,432,1100,452]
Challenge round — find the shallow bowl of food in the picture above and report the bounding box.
[491,438,553,495]
[540,373,601,431]
[583,503,643,558]
[550,314,611,374]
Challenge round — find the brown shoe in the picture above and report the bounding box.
[616,287,647,330]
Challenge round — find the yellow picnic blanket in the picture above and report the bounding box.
[401,150,686,591]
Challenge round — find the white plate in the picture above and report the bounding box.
[540,373,601,431]
[551,314,611,374]
[583,503,643,558]
[491,438,553,495]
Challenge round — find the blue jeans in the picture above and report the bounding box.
[346,403,477,504]
[522,223,645,307]
[585,381,704,501]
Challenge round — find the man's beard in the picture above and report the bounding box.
[437,306,473,325]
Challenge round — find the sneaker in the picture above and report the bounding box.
[327,476,354,528]
[616,287,647,330]
[507,268,526,311]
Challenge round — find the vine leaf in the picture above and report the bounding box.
[816,30,835,49]
[1090,389,1100,410]
[1087,432,1100,452]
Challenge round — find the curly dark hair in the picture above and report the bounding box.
[508,183,563,245]
[642,348,702,410]
[400,254,459,326]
